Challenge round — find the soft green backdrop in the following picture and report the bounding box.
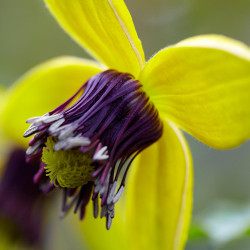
[1,0,250,249]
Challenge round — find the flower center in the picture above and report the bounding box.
[24,69,163,229]
[42,137,94,188]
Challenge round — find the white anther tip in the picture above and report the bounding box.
[106,215,112,230]
[59,211,67,219]
[58,123,78,140]
[94,184,101,194]
[113,186,124,204]
[25,141,42,155]
[107,182,117,205]
[42,114,63,124]
[100,205,107,218]
[93,198,99,218]
[93,146,109,161]
[53,141,66,151]
[49,118,65,133]
[24,124,38,137]
[26,147,33,156]
[26,116,41,124]
[65,136,91,149]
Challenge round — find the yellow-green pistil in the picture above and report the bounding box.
[42,137,94,188]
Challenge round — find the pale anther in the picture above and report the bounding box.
[23,124,38,137]
[42,114,63,124]
[64,136,91,149]
[93,196,99,218]
[58,123,78,140]
[106,214,112,230]
[113,185,124,204]
[53,140,67,151]
[49,118,65,133]
[26,116,42,124]
[26,141,42,156]
[107,181,117,205]
[100,205,107,218]
[93,146,109,161]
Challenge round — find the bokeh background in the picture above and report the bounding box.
[0,0,250,249]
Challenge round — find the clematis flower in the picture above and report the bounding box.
[1,0,250,249]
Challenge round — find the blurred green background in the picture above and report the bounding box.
[0,0,250,249]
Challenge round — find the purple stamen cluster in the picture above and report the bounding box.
[24,69,163,229]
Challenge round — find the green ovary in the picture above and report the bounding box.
[42,137,94,188]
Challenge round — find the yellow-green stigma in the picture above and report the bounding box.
[42,137,94,188]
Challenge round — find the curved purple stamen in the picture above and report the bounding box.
[24,69,163,229]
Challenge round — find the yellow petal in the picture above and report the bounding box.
[0,56,103,147]
[125,120,193,250]
[76,201,127,250]
[140,35,250,149]
[44,0,145,77]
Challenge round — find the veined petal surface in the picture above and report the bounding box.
[140,35,250,149]
[44,0,145,77]
[125,120,193,250]
[0,57,103,147]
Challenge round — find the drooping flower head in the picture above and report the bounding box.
[24,69,163,228]
[1,0,250,249]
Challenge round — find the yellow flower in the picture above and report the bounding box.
[1,1,250,250]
